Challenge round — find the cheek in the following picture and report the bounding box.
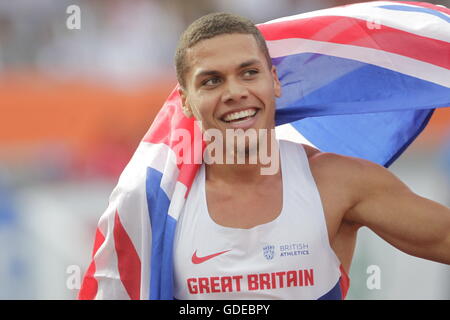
[254,83,276,108]
[190,95,217,121]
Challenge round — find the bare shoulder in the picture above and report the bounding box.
[301,143,396,185]
[299,143,426,270]
[301,143,365,181]
[301,143,411,218]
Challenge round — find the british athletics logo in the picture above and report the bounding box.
[279,243,310,257]
[262,243,311,260]
[263,245,275,260]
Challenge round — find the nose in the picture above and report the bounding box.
[221,79,248,104]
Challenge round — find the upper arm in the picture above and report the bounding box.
[343,158,450,264]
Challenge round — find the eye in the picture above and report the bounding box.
[242,69,259,78]
[202,77,222,87]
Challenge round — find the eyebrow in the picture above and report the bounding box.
[194,59,262,80]
[239,59,260,69]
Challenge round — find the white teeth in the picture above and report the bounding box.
[223,109,257,122]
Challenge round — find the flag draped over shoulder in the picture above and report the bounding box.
[78,1,450,300]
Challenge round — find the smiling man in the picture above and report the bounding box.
[170,12,450,300]
[176,19,281,174]
[78,10,450,301]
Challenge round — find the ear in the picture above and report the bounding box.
[178,86,193,118]
[271,66,282,98]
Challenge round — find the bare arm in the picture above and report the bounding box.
[344,157,450,264]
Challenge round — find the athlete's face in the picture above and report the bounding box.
[179,33,281,135]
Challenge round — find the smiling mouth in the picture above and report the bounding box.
[221,108,258,123]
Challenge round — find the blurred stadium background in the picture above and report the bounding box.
[0,0,449,299]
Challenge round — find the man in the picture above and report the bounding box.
[78,9,450,300]
[171,12,450,299]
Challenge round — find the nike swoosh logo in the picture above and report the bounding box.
[191,249,230,264]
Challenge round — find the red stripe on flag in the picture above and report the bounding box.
[258,15,449,69]
[178,163,202,197]
[114,210,141,300]
[142,86,180,146]
[142,85,205,197]
[339,265,350,300]
[78,227,105,300]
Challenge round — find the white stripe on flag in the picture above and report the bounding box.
[267,38,450,88]
[276,124,318,148]
[168,181,188,221]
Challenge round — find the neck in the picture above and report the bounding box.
[204,130,280,184]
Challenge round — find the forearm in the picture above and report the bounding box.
[354,192,450,265]
[369,220,450,265]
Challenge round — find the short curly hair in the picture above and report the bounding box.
[174,12,272,88]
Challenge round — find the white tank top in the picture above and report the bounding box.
[173,139,347,299]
